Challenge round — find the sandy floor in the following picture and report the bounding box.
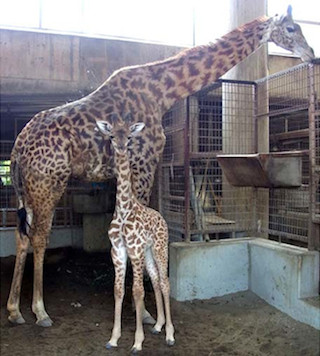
[1,248,319,356]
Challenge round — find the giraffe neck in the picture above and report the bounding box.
[114,150,136,214]
[154,15,273,111]
[103,16,274,114]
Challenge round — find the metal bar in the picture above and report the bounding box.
[219,78,257,86]
[272,128,310,140]
[252,82,258,235]
[162,195,186,202]
[268,229,308,243]
[189,151,223,159]
[256,62,309,83]
[164,126,185,135]
[161,161,186,168]
[158,157,163,216]
[256,106,309,119]
[184,97,191,242]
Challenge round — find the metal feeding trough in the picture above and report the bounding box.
[217,151,306,188]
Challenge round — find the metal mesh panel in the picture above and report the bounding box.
[161,62,319,248]
[314,64,320,220]
[161,102,187,241]
[0,94,91,229]
[268,187,309,242]
[160,81,256,242]
[256,64,310,243]
[256,62,319,246]
[257,63,310,117]
[0,140,17,227]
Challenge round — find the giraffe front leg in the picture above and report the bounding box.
[106,246,127,349]
[131,257,146,353]
[7,230,30,325]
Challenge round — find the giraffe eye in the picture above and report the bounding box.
[109,135,114,140]
[286,26,295,33]
[128,135,132,140]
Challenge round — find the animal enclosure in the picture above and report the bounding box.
[159,61,320,249]
[1,63,319,251]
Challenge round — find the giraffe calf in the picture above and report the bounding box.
[96,117,175,353]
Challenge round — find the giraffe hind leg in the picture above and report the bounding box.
[152,245,175,346]
[7,228,30,325]
[144,248,165,334]
[130,256,146,353]
[30,205,56,327]
[7,203,34,324]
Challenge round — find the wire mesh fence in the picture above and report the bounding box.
[160,80,257,242]
[313,63,320,223]
[160,61,320,249]
[0,94,90,229]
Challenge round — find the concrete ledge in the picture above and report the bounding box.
[169,237,320,329]
[170,238,250,301]
[0,227,83,257]
[249,238,320,330]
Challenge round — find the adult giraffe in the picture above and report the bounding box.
[7,6,314,327]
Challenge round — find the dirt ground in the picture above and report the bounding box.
[1,248,319,356]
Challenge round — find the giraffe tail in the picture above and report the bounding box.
[10,157,29,237]
[17,207,28,236]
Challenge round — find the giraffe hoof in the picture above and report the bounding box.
[142,315,156,325]
[130,347,140,354]
[36,317,53,327]
[166,339,175,347]
[106,342,115,350]
[8,315,26,325]
[151,327,161,335]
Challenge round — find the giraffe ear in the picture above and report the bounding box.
[96,121,113,136]
[278,5,294,25]
[130,122,145,136]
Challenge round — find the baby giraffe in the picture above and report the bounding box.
[96,116,175,353]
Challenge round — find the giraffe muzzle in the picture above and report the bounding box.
[300,46,315,63]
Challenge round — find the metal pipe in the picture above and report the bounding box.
[184,97,191,242]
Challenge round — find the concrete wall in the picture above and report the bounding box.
[0,29,184,95]
[250,239,320,329]
[0,28,304,96]
[169,238,320,329]
[170,239,250,300]
[0,228,83,257]
[269,55,302,75]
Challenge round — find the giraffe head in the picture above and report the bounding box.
[268,5,314,62]
[96,115,145,155]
